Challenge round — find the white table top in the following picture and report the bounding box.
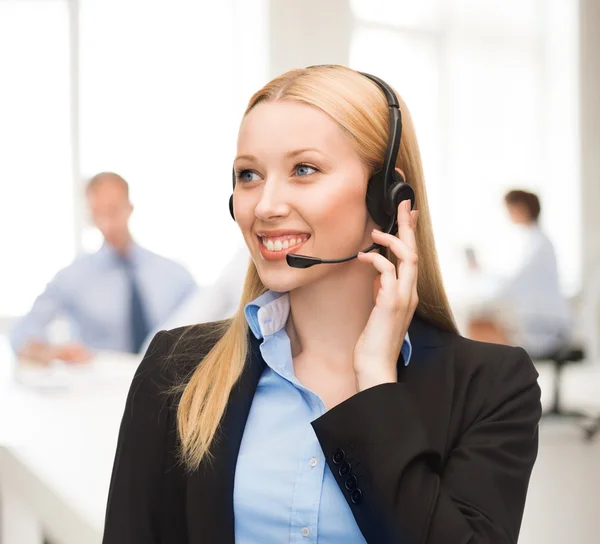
[0,337,141,543]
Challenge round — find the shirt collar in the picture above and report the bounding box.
[244,289,412,366]
[244,290,290,339]
[98,241,142,267]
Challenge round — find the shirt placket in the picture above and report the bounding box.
[261,335,328,543]
[288,390,327,543]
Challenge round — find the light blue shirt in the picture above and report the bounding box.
[234,290,412,543]
[10,242,197,354]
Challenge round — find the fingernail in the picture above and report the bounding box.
[404,200,411,212]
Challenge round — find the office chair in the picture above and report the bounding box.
[538,344,588,421]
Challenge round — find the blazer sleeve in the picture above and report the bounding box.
[311,347,541,544]
[102,331,177,544]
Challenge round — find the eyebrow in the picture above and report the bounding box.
[234,148,328,163]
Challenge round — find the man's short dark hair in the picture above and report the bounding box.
[504,189,541,221]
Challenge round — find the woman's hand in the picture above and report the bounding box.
[353,199,419,391]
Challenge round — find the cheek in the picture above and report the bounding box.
[232,193,254,228]
[310,185,369,237]
[232,194,261,250]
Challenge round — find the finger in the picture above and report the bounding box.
[371,229,418,268]
[371,229,418,298]
[371,274,382,305]
[357,251,397,293]
[397,199,417,252]
[411,210,419,226]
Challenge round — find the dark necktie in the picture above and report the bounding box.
[121,256,150,353]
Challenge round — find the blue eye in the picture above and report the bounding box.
[295,164,317,177]
[237,170,261,182]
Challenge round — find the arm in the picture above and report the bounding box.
[10,271,74,362]
[102,331,186,543]
[311,348,541,544]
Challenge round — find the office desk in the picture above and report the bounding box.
[0,338,140,544]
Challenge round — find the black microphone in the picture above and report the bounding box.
[286,242,382,269]
[285,204,402,269]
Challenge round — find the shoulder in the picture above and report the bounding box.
[452,334,538,382]
[137,246,193,277]
[450,334,541,416]
[413,316,539,408]
[134,320,231,392]
[42,252,99,288]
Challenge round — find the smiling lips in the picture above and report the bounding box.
[257,232,311,261]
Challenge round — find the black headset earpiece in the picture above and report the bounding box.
[366,169,415,236]
[384,172,415,235]
[229,194,235,221]
[229,168,236,220]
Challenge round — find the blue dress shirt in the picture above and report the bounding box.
[234,290,412,543]
[10,242,197,354]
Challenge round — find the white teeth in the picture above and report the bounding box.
[261,235,307,252]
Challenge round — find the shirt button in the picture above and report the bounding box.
[309,457,318,467]
[301,527,311,537]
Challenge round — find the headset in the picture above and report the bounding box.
[228,68,415,269]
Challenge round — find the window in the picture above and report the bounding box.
[350,0,580,297]
[1,0,269,323]
[0,0,74,317]
[78,0,269,285]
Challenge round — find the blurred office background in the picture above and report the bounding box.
[1,0,599,543]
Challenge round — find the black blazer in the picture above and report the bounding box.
[102,315,541,544]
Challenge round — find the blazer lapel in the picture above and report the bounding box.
[186,331,265,543]
[401,314,456,458]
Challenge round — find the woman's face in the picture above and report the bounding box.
[233,101,378,293]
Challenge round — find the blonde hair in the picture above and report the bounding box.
[176,65,457,470]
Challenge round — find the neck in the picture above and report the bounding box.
[108,234,133,257]
[286,259,378,365]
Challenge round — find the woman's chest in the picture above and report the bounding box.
[232,371,366,543]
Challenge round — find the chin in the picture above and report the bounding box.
[254,263,308,293]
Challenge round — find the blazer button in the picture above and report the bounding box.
[350,488,363,505]
[332,448,346,465]
[338,461,351,477]
[344,474,358,491]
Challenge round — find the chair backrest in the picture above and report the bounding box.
[580,269,600,361]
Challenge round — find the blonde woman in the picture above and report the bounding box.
[103,66,541,544]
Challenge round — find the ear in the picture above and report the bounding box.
[395,167,406,182]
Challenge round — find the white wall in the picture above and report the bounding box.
[268,0,352,77]
[579,0,600,358]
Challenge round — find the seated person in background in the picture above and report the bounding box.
[10,172,197,364]
[466,189,572,358]
[140,242,249,353]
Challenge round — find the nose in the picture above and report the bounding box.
[254,176,291,221]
